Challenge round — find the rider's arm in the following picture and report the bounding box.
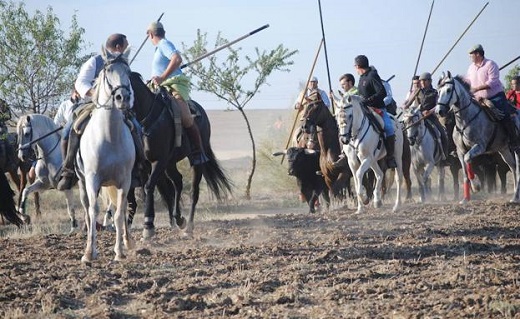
[75,57,97,99]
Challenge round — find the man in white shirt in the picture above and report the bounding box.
[294,76,331,111]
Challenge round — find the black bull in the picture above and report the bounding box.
[129,72,232,238]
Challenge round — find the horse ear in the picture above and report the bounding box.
[25,115,31,123]
[447,71,452,79]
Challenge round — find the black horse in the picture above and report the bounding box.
[130,72,232,239]
[0,166,23,227]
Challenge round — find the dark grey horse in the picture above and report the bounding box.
[435,72,519,203]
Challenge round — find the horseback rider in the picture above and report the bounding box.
[146,21,208,166]
[295,76,331,112]
[415,72,449,161]
[354,55,397,168]
[506,75,520,109]
[57,33,145,190]
[466,44,520,151]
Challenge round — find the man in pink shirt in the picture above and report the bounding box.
[466,44,519,151]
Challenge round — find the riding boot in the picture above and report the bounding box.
[186,124,209,166]
[503,117,520,152]
[384,135,398,169]
[57,131,80,190]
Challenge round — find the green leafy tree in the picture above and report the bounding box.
[504,65,520,91]
[183,30,297,199]
[0,1,88,115]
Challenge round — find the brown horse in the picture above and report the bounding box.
[0,132,40,215]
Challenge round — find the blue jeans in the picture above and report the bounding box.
[381,108,394,137]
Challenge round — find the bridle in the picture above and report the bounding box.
[437,78,472,115]
[17,119,60,161]
[93,55,132,109]
[404,111,426,146]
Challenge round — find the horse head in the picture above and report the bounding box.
[402,107,423,146]
[435,71,460,117]
[93,46,132,110]
[16,115,36,162]
[300,92,328,135]
[336,95,366,144]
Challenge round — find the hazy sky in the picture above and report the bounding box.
[25,0,520,110]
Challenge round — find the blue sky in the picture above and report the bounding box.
[25,0,520,110]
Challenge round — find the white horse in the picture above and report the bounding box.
[435,72,519,203]
[337,95,403,214]
[17,114,79,231]
[402,108,447,202]
[76,47,135,263]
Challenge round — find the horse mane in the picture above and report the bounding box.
[454,75,471,93]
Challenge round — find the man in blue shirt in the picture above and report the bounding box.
[147,21,208,165]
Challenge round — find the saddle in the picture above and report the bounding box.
[476,98,504,122]
[365,107,385,136]
[157,88,202,148]
[72,102,138,136]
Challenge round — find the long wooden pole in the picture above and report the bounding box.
[431,2,489,75]
[317,0,334,115]
[500,55,520,71]
[281,39,324,164]
[180,24,270,69]
[411,0,435,90]
[129,13,165,65]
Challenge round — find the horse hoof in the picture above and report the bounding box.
[114,254,126,262]
[374,200,382,208]
[142,227,155,240]
[177,216,187,229]
[81,255,92,264]
[459,199,469,205]
[20,214,30,225]
[509,198,520,204]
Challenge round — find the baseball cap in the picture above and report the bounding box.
[147,21,164,33]
[468,44,483,54]
[419,72,432,81]
[310,76,318,82]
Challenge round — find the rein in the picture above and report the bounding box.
[17,123,62,162]
[93,56,132,109]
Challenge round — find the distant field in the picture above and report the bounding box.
[206,108,295,161]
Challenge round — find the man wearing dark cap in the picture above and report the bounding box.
[354,54,397,168]
[57,33,145,190]
[466,44,520,151]
[415,72,449,160]
[147,21,208,166]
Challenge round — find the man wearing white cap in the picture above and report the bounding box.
[147,21,208,165]
[294,76,331,112]
[466,44,520,151]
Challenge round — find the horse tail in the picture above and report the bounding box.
[202,145,233,200]
[0,168,23,227]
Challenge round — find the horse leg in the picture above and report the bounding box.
[142,161,168,240]
[18,179,48,223]
[414,165,425,203]
[155,171,176,227]
[114,187,132,261]
[370,162,384,209]
[437,165,446,201]
[185,165,203,237]
[63,189,78,233]
[356,158,374,210]
[498,150,519,202]
[423,162,435,202]
[126,187,137,227]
